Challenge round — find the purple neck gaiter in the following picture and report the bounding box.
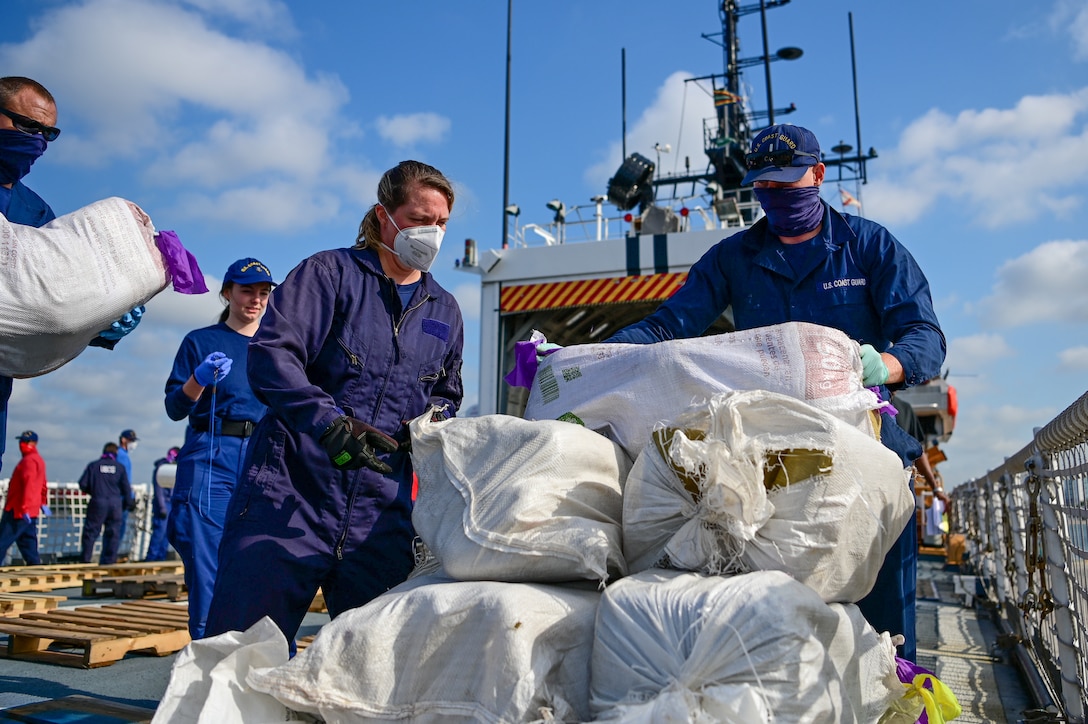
[754,186,824,237]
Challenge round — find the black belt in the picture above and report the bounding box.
[193,420,257,438]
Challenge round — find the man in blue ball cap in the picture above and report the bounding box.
[606,123,946,662]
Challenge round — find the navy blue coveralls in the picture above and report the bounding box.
[0,182,55,477]
[145,456,174,561]
[205,247,463,643]
[78,453,132,565]
[607,203,946,662]
[165,322,266,639]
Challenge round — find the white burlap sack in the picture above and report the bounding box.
[623,389,914,603]
[589,570,901,723]
[249,573,600,724]
[525,321,879,461]
[152,616,310,724]
[410,411,629,583]
[0,197,168,377]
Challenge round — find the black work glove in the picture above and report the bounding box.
[320,415,398,474]
[125,498,137,512]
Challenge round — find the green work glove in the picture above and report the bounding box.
[859,344,889,387]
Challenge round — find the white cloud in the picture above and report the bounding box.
[375,113,452,147]
[451,282,481,322]
[1050,0,1088,61]
[946,333,1014,375]
[0,0,355,231]
[975,240,1088,327]
[1058,346,1088,370]
[177,0,296,37]
[173,183,342,232]
[865,89,1088,227]
[584,70,709,191]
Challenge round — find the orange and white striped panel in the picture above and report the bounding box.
[500,272,687,313]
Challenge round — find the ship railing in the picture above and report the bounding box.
[954,389,1088,722]
[0,480,154,564]
[504,192,761,249]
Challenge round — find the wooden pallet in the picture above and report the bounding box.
[297,634,316,652]
[94,561,185,577]
[0,694,156,723]
[0,600,190,668]
[0,592,67,617]
[83,573,187,601]
[309,589,327,612]
[0,567,87,593]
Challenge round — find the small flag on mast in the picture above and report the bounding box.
[713,88,740,107]
[840,187,861,209]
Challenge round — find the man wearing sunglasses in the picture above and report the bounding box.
[0,76,143,476]
[0,76,58,227]
[606,123,945,664]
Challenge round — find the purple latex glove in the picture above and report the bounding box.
[155,230,209,294]
[895,657,935,724]
[870,386,898,416]
[504,338,542,389]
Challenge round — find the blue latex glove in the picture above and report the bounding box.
[194,351,232,387]
[859,344,889,387]
[536,342,563,363]
[40,504,51,517]
[21,513,31,525]
[97,305,145,342]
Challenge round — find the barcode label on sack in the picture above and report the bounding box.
[538,365,560,404]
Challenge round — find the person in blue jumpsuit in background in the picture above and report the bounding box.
[145,446,180,561]
[0,76,141,476]
[114,429,138,558]
[78,442,133,565]
[606,124,945,662]
[206,160,464,644]
[164,258,275,638]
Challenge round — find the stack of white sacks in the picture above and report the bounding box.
[158,321,918,723]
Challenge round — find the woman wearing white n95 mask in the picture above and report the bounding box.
[205,160,464,648]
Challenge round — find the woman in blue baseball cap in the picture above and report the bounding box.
[163,257,275,638]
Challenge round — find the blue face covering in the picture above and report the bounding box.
[0,129,47,185]
[753,185,824,237]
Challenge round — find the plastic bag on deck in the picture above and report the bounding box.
[523,321,881,462]
[410,410,629,583]
[589,569,901,723]
[0,197,205,377]
[248,572,601,723]
[622,389,915,603]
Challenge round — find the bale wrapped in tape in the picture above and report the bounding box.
[0,197,168,377]
[622,389,914,603]
[410,410,629,583]
[524,321,880,461]
[248,572,601,724]
[589,569,902,723]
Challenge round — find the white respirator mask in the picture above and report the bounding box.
[381,206,444,273]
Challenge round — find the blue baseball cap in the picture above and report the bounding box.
[15,430,37,443]
[742,124,822,185]
[224,258,276,286]
[120,429,138,441]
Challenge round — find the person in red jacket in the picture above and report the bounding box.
[0,430,48,565]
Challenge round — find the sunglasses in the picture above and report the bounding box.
[0,107,61,141]
[745,148,817,171]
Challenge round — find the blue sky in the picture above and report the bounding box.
[3,0,1087,489]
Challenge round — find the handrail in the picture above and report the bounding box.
[956,388,1088,723]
